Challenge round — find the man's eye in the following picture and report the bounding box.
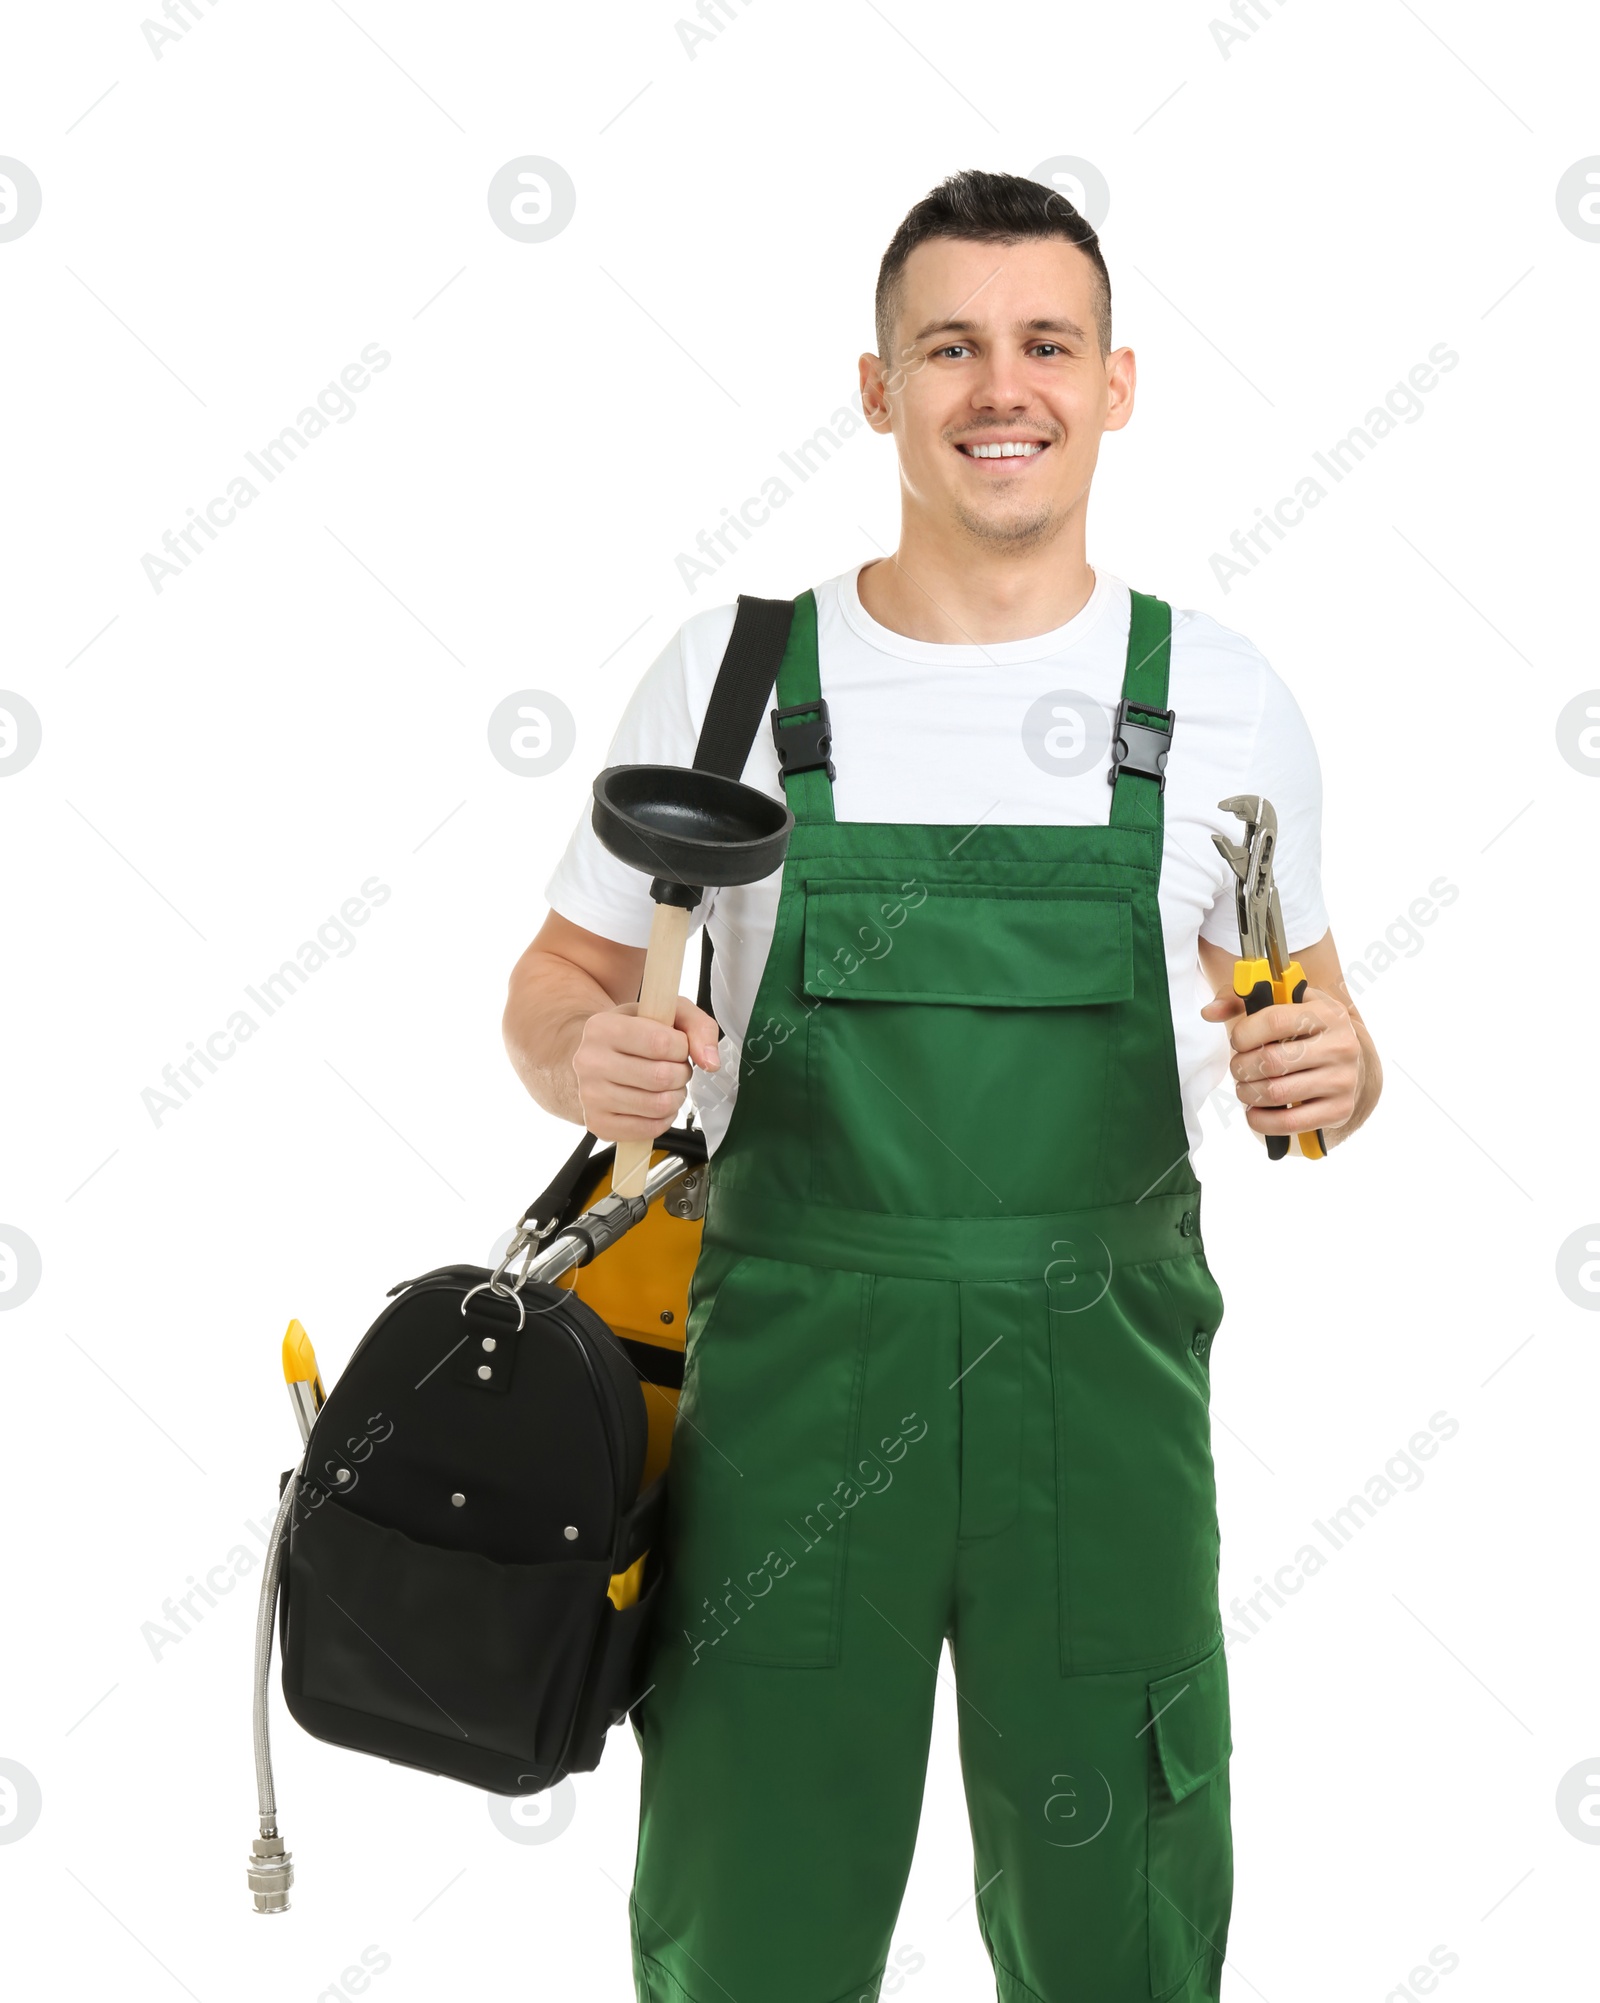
[934,344,970,359]
[1032,343,1064,357]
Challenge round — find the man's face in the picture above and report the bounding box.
[861,235,1134,551]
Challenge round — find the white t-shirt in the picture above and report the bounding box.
[545,564,1328,1157]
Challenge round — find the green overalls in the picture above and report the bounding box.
[630,590,1234,2003]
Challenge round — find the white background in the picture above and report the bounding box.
[2,2,1596,1999]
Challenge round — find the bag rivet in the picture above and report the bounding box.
[563,1526,579,1541]
[477,1364,492,1381]
[334,1469,350,1483]
[482,1336,497,1352]
[451,1492,466,1507]
[659,1310,674,1324]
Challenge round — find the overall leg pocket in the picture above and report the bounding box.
[1145,1641,1233,1999]
[1051,1256,1223,1673]
[662,1254,871,1668]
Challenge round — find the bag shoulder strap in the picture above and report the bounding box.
[693,594,795,775]
[520,1126,606,1231]
[520,598,792,1211]
[691,593,797,1013]
[518,1119,707,1234]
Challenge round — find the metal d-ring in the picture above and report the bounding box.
[460,1277,527,1332]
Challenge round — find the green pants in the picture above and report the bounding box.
[630,589,1234,2001]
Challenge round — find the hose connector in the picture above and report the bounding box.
[248,1830,293,1913]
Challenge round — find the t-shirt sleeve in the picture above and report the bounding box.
[1197,655,1330,957]
[542,607,735,946]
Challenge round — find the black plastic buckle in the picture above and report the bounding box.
[1107,699,1175,792]
[771,697,836,783]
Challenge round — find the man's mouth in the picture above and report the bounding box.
[955,439,1050,460]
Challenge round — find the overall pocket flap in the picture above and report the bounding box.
[1149,1642,1232,1802]
[800,882,1133,1007]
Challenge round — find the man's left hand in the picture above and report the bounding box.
[1198,937,1381,1148]
[1199,932,1382,1152]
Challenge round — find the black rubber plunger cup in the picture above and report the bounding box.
[592,764,793,1195]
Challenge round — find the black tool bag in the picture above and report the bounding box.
[277,1123,705,1797]
[248,594,798,1911]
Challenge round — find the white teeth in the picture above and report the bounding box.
[965,441,1044,458]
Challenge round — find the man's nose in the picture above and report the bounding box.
[969,348,1032,410]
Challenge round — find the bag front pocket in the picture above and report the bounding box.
[286,1493,609,1766]
[566,1557,665,1773]
[1145,1640,1234,1998]
[799,880,1134,1216]
[659,1252,871,1667]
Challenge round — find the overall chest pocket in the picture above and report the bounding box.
[799,880,1134,1217]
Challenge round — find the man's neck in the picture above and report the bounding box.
[857,515,1096,647]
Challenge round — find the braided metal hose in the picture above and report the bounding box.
[246,1465,301,1912]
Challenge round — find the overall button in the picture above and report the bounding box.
[1179,1210,1197,1238]
[1191,1328,1210,1359]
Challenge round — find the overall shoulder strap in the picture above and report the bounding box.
[691,594,798,1014]
[1108,589,1174,837]
[769,588,835,827]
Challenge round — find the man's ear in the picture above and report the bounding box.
[858,351,895,434]
[1101,344,1137,434]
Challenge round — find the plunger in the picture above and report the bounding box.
[591,764,793,1196]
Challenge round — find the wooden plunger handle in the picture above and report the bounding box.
[612,900,692,1198]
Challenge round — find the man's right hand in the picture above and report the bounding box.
[503,912,724,1133]
[572,996,721,1141]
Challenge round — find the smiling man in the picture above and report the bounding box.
[505,169,1381,2003]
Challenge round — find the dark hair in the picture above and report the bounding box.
[874,168,1112,367]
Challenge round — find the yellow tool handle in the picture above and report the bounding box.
[607,1550,648,1610]
[1233,958,1288,1160]
[1269,962,1325,1162]
[281,1318,325,1404]
[1232,955,1273,1013]
[282,1317,326,1445]
[1234,957,1327,1162]
[1275,964,1327,1159]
